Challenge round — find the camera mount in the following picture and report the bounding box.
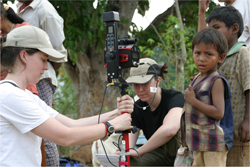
[103,11,140,167]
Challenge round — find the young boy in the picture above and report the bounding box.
[182,28,234,166]
[198,0,250,48]
[206,6,250,166]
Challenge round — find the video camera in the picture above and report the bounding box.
[103,11,140,85]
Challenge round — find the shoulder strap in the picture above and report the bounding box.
[0,81,20,88]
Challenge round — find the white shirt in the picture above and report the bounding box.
[0,80,59,166]
[232,0,250,48]
[17,0,68,86]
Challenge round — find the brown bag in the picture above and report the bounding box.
[41,139,47,167]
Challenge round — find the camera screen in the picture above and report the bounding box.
[133,53,139,59]
[108,26,113,34]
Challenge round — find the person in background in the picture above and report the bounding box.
[204,6,250,166]
[16,0,68,165]
[0,25,133,167]
[0,3,37,95]
[124,58,185,166]
[198,0,250,48]
[182,28,233,166]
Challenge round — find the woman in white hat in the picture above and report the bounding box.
[0,25,134,166]
[126,58,185,166]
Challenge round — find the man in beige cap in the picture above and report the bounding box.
[126,58,185,166]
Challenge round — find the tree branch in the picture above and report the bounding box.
[144,0,190,32]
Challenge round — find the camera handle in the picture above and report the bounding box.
[113,77,136,167]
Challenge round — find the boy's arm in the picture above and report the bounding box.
[185,78,225,120]
[238,90,250,142]
[237,47,250,142]
[198,0,210,32]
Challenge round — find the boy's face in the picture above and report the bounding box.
[193,42,225,75]
[208,19,231,45]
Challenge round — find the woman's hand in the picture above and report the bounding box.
[115,148,142,158]
[130,149,142,158]
[109,113,132,131]
[117,95,134,114]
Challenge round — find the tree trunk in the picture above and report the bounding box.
[65,1,139,118]
[174,0,187,92]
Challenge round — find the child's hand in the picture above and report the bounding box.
[199,0,210,13]
[238,118,250,143]
[184,85,196,105]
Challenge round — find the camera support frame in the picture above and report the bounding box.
[103,11,140,167]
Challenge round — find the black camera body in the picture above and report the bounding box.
[103,11,140,84]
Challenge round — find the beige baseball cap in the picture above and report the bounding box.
[4,25,65,62]
[126,58,160,84]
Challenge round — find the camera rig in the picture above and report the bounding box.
[103,11,140,167]
[103,11,140,95]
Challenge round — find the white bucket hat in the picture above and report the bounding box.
[4,25,65,62]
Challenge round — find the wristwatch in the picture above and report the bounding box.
[105,121,115,135]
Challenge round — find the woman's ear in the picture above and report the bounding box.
[19,50,28,64]
[231,23,239,35]
[157,77,161,86]
[219,53,226,64]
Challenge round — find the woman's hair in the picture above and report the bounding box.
[155,62,168,80]
[1,3,24,24]
[1,47,39,73]
[0,36,6,49]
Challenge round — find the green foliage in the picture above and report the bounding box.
[132,0,219,91]
[57,145,81,158]
[135,14,192,90]
[2,0,14,4]
[138,0,150,16]
[53,65,77,118]
[102,106,109,112]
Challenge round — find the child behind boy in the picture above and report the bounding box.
[182,28,234,166]
[206,6,250,166]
